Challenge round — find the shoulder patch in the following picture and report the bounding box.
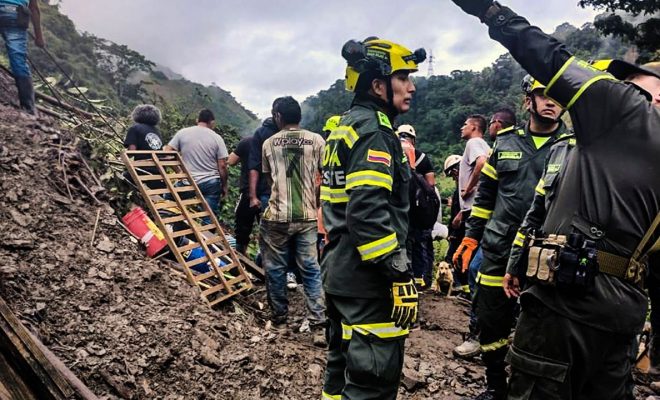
[367,149,392,167]
[376,111,392,130]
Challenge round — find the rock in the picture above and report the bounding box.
[454,387,468,395]
[307,363,323,381]
[402,367,423,391]
[96,237,115,253]
[455,367,467,375]
[9,209,31,227]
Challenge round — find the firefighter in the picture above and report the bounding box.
[451,1,660,398]
[452,75,568,399]
[320,37,425,400]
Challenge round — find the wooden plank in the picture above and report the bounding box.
[193,270,217,283]
[0,350,39,400]
[185,256,209,268]
[161,215,186,225]
[207,285,251,307]
[237,253,265,279]
[189,211,210,219]
[154,201,179,210]
[164,173,187,180]
[145,188,171,196]
[180,198,202,206]
[177,241,200,254]
[171,228,194,238]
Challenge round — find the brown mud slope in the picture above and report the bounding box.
[0,77,654,399]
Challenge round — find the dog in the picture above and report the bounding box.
[434,261,455,297]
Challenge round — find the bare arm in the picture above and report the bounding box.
[424,172,436,187]
[462,155,487,199]
[217,158,228,198]
[227,152,240,166]
[28,0,44,48]
[249,170,261,208]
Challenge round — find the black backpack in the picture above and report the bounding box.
[409,168,440,230]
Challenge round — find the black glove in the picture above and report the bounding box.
[383,250,412,282]
[451,0,493,18]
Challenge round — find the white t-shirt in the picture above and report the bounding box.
[168,126,228,184]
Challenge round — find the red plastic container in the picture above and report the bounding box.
[122,207,168,257]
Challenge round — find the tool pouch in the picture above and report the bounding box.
[16,5,30,29]
[526,234,564,285]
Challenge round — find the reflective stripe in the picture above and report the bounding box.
[322,391,342,400]
[481,338,508,353]
[513,231,525,247]
[461,285,470,293]
[327,126,359,149]
[320,185,349,203]
[482,162,498,181]
[477,272,503,287]
[545,56,576,96]
[341,322,353,340]
[497,126,515,136]
[535,179,546,196]
[471,206,493,220]
[356,232,398,261]
[566,74,616,109]
[353,322,409,339]
[345,170,393,191]
[414,278,426,287]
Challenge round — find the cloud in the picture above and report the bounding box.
[59,0,598,119]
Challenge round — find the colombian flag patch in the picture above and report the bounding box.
[367,149,391,167]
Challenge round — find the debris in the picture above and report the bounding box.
[95,237,115,253]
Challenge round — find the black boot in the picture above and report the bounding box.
[15,76,36,115]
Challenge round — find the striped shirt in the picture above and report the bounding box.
[262,128,324,222]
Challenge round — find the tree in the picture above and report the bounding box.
[578,0,660,62]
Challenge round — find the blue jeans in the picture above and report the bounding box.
[468,247,483,335]
[410,228,433,287]
[197,178,222,225]
[260,220,325,324]
[0,6,30,78]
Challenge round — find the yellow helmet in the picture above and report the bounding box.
[323,115,341,132]
[521,74,545,95]
[342,37,426,92]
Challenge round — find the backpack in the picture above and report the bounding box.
[409,168,440,230]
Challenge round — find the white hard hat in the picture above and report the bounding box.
[443,154,462,174]
[396,124,416,138]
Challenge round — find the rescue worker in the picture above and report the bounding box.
[321,37,425,400]
[453,75,568,399]
[451,0,660,398]
[322,115,341,140]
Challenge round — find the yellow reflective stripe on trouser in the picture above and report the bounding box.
[327,126,359,149]
[462,285,470,293]
[477,272,504,287]
[353,322,409,339]
[482,162,498,181]
[471,206,493,220]
[345,170,393,191]
[322,391,342,400]
[535,179,546,196]
[356,232,397,261]
[513,231,525,247]
[481,338,508,353]
[320,185,349,203]
[341,322,353,340]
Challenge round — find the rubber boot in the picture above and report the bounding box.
[15,76,36,115]
[480,347,508,400]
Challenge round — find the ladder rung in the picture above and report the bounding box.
[200,283,225,298]
[174,185,195,192]
[194,270,218,283]
[209,249,230,260]
[181,198,202,206]
[204,235,223,246]
[208,289,248,307]
[165,173,187,180]
[178,241,201,253]
[185,256,209,268]
[161,215,185,224]
[145,188,171,196]
[158,161,182,167]
[154,201,179,210]
[138,175,165,181]
[131,160,158,168]
[199,224,216,232]
[171,228,193,238]
[190,211,210,219]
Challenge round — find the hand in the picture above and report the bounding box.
[391,280,418,328]
[249,196,261,209]
[34,35,45,48]
[460,187,475,200]
[452,237,479,272]
[451,0,493,18]
[221,185,228,199]
[503,273,521,298]
[451,211,463,230]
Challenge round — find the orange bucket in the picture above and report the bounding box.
[122,207,167,257]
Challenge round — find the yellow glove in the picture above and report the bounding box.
[391,280,418,328]
[452,237,479,273]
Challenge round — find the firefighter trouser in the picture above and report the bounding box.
[507,294,636,400]
[475,274,516,396]
[322,294,408,400]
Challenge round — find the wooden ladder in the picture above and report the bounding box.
[121,150,252,307]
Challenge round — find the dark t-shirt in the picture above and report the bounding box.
[414,149,433,176]
[124,123,163,157]
[234,136,252,194]
[248,118,278,197]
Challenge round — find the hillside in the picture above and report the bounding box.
[25,3,259,134]
[300,22,630,168]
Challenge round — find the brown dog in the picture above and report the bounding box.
[434,261,455,297]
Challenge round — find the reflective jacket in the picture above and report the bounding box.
[465,123,566,279]
[484,4,660,334]
[506,134,576,276]
[321,97,410,299]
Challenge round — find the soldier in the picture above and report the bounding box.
[452,76,568,399]
[320,37,425,399]
[451,0,660,398]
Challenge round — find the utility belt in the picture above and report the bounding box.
[0,4,30,29]
[525,231,649,292]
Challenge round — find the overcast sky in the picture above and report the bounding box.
[58,1,598,118]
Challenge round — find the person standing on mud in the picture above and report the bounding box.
[0,0,44,114]
[451,1,660,399]
[320,37,425,399]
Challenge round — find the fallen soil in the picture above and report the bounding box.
[0,70,656,400]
